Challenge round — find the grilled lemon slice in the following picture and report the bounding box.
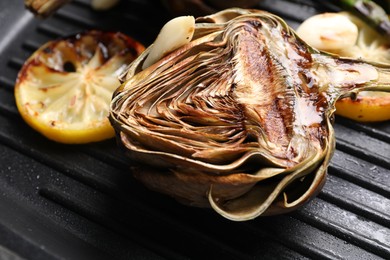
[335,91,390,122]
[15,30,144,143]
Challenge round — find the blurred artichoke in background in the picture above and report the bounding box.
[25,0,259,18]
[25,0,71,17]
[161,0,259,16]
[110,8,390,221]
[25,0,120,17]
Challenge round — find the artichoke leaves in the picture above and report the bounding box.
[109,8,390,221]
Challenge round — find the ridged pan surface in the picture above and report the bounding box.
[0,0,389,259]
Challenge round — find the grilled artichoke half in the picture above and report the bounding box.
[110,8,390,221]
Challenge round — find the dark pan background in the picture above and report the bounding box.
[0,0,389,259]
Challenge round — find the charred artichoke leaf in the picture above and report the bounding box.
[110,8,390,221]
[209,126,334,220]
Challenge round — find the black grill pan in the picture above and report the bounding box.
[0,0,389,259]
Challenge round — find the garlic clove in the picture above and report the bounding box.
[296,13,358,51]
[142,16,195,70]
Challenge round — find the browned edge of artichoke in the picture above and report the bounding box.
[109,8,390,221]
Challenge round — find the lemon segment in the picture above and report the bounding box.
[335,91,390,122]
[14,30,145,144]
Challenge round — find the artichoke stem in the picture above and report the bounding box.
[367,65,390,92]
[316,55,390,100]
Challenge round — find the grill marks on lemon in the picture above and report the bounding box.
[15,30,145,143]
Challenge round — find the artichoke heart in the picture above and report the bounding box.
[109,8,390,221]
